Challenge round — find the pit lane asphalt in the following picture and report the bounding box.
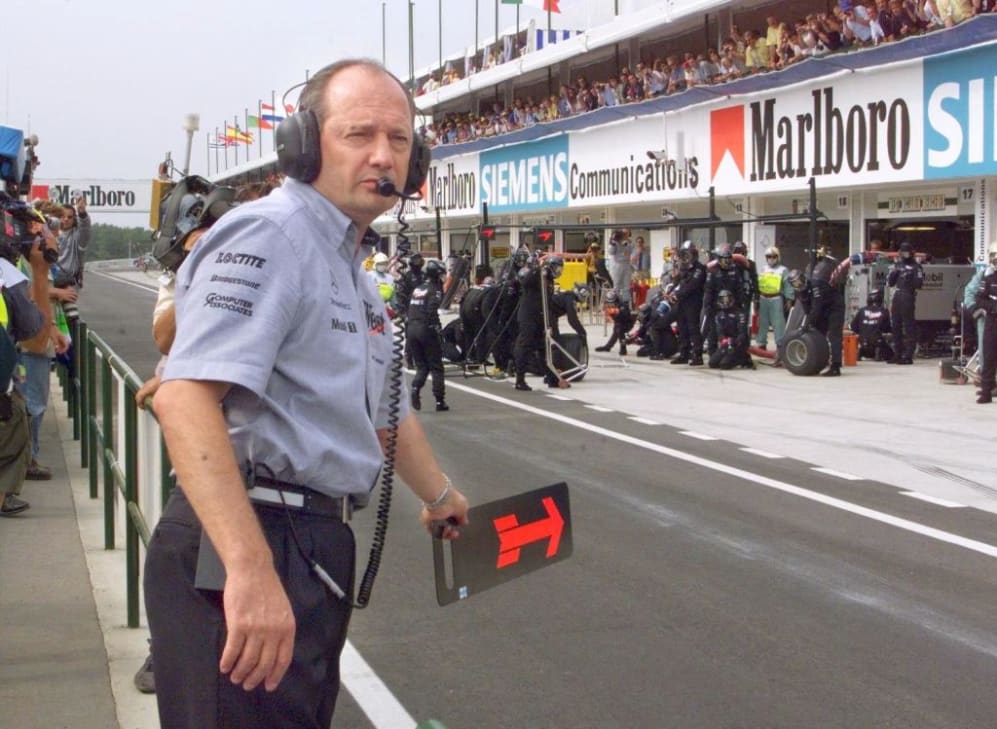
[76,266,997,729]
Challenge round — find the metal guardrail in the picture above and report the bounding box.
[59,318,452,728]
[61,318,169,629]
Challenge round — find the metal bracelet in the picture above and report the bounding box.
[422,474,451,511]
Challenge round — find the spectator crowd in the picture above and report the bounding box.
[419,0,993,147]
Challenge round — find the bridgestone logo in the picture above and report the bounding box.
[204,293,253,316]
[209,274,261,290]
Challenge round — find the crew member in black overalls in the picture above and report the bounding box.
[850,288,893,361]
[708,289,751,369]
[489,247,530,373]
[975,265,997,404]
[595,288,633,355]
[669,240,706,366]
[886,241,924,365]
[513,255,561,390]
[394,251,424,317]
[702,243,745,358]
[808,245,847,377]
[407,259,449,411]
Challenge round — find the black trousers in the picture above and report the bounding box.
[676,302,703,358]
[408,322,446,400]
[981,315,997,390]
[514,315,544,379]
[145,489,355,729]
[891,292,917,361]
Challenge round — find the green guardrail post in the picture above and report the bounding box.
[87,335,98,498]
[79,321,89,467]
[124,384,140,628]
[102,360,115,550]
[160,437,172,509]
[416,721,450,729]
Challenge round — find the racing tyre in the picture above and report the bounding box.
[780,330,829,376]
[552,333,589,382]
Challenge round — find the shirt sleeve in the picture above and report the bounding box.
[163,214,302,396]
[152,278,176,326]
[5,280,45,342]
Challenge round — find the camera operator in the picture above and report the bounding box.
[0,210,67,516]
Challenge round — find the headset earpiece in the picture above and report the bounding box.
[404,135,431,196]
[275,110,322,183]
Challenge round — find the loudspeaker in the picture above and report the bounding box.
[276,110,430,196]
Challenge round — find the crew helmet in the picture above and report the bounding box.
[717,289,735,310]
[424,259,446,279]
[898,241,913,259]
[679,240,698,264]
[603,288,620,305]
[732,241,748,256]
[867,288,884,306]
[408,252,424,270]
[715,242,733,269]
[765,246,780,262]
[373,252,389,271]
[788,269,807,291]
[545,256,564,278]
[512,247,531,267]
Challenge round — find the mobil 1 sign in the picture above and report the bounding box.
[432,482,572,606]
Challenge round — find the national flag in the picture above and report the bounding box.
[208,137,228,149]
[224,127,254,145]
[247,114,274,131]
[261,102,295,123]
[501,0,561,12]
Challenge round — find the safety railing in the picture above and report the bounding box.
[61,318,170,629]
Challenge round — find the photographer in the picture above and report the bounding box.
[53,195,90,317]
[0,208,66,516]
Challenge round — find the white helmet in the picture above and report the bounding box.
[373,252,389,265]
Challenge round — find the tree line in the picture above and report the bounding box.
[87,223,156,262]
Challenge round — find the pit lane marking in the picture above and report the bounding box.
[812,467,863,481]
[902,491,966,508]
[740,447,784,459]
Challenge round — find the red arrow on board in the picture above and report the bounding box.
[493,496,564,569]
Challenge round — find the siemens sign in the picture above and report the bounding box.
[480,136,569,213]
[924,45,997,179]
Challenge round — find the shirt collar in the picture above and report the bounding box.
[281,177,358,261]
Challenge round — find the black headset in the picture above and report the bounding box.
[276,109,431,196]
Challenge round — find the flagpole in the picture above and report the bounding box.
[475,0,479,60]
[257,100,263,159]
[516,5,520,59]
[215,127,221,173]
[233,116,239,166]
[382,1,387,66]
[223,122,229,170]
[408,1,415,92]
[245,108,251,163]
[271,90,278,152]
[206,131,210,177]
[548,5,552,36]
[438,0,443,73]
[494,0,499,53]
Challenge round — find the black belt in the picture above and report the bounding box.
[247,477,352,522]
[760,292,781,298]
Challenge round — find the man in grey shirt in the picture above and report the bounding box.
[146,59,469,729]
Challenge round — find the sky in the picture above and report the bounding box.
[2,0,658,189]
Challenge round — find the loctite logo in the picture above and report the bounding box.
[712,86,911,183]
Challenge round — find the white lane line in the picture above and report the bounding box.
[740,447,784,459]
[584,405,614,412]
[341,641,416,728]
[902,491,966,508]
[812,467,863,481]
[629,417,660,425]
[679,431,718,441]
[546,394,571,401]
[450,380,997,559]
[90,270,159,293]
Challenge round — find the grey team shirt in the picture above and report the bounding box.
[163,178,408,503]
